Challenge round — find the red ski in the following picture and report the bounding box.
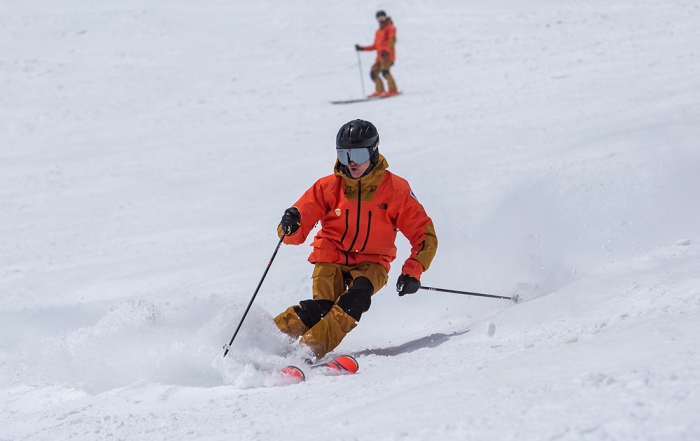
[310,354,359,374]
[279,355,359,383]
[279,365,305,384]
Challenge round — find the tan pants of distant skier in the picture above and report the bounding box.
[370,58,397,93]
[274,262,388,359]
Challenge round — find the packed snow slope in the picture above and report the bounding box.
[2,0,700,439]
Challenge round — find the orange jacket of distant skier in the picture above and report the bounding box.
[279,155,437,280]
[361,18,397,62]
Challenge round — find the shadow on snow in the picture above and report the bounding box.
[351,329,470,357]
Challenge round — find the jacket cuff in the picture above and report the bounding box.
[401,259,424,280]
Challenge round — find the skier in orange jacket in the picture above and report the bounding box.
[355,10,399,97]
[274,119,437,360]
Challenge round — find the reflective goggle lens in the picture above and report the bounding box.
[336,148,371,165]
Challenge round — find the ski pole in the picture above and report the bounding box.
[420,286,518,302]
[356,50,366,97]
[223,235,285,358]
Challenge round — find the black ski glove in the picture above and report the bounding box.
[381,50,389,58]
[280,207,301,236]
[396,274,421,296]
[355,44,363,51]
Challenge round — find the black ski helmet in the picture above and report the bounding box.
[376,10,387,18]
[336,119,380,165]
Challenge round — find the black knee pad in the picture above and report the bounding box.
[294,299,334,329]
[381,70,391,78]
[337,277,374,321]
[370,71,378,81]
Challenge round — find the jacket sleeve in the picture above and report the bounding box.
[395,188,438,280]
[277,179,329,245]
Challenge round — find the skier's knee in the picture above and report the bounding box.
[294,299,334,329]
[381,70,391,78]
[370,71,378,81]
[337,277,374,321]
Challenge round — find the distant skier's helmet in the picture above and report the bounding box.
[335,119,379,165]
[376,10,387,18]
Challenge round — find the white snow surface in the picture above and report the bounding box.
[2,0,700,439]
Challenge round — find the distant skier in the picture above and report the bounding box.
[355,10,399,97]
[274,119,438,360]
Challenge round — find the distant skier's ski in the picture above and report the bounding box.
[330,92,402,105]
[278,355,359,384]
[330,96,380,105]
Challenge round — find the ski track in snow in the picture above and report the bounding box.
[1,0,699,439]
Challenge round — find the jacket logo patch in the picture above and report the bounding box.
[335,208,342,216]
[377,203,388,210]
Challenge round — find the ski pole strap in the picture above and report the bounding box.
[420,286,516,301]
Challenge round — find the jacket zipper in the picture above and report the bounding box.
[339,209,350,265]
[359,211,372,252]
[340,209,350,244]
[347,180,363,252]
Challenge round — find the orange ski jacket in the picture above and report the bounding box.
[279,155,437,281]
[361,18,397,62]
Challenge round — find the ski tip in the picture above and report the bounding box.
[280,365,306,383]
[334,355,359,374]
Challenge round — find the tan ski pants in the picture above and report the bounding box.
[274,262,388,359]
[370,59,397,93]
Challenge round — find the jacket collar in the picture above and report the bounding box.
[334,154,389,198]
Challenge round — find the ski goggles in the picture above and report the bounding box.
[336,147,371,165]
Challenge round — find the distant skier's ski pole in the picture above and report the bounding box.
[223,235,285,358]
[420,286,518,302]
[356,50,366,97]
